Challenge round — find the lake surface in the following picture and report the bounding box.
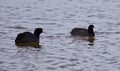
[0,0,120,71]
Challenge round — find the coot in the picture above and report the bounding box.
[15,28,43,47]
[71,25,95,37]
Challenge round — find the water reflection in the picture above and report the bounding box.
[88,36,95,46]
[15,42,42,48]
[72,36,95,46]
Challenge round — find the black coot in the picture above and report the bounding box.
[15,28,43,47]
[71,25,95,37]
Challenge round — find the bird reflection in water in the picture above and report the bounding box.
[15,42,41,48]
[87,36,95,46]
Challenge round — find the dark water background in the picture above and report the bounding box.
[0,0,120,71]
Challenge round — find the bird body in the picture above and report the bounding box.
[15,32,39,43]
[71,28,88,36]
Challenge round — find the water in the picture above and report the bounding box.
[0,0,120,71]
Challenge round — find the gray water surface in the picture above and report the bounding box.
[0,0,120,71]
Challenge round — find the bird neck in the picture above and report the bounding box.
[34,33,39,38]
[88,28,95,36]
